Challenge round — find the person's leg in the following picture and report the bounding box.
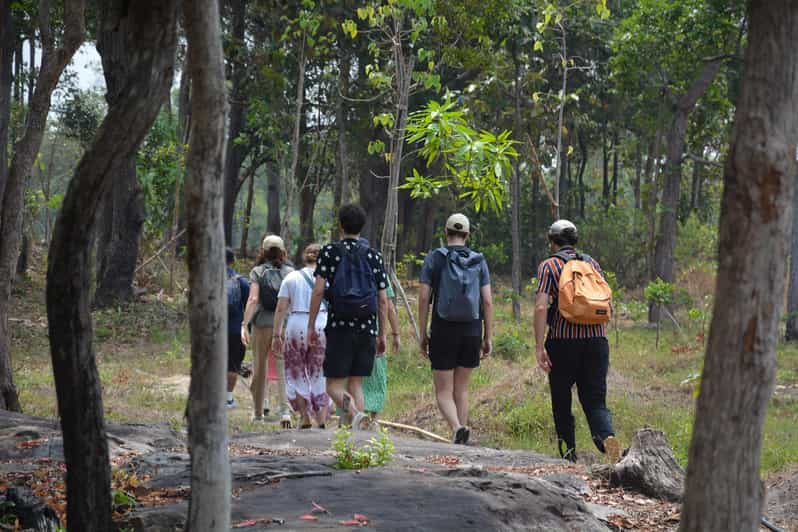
[250,326,273,418]
[453,367,474,427]
[272,333,289,416]
[432,370,461,431]
[575,337,614,452]
[347,376,365,413]
[547,339,578,459]
[227,372,238,393]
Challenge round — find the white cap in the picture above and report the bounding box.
[261,234,286,251]
[445,213,470,233]
[548,219,577,237]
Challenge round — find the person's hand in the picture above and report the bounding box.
[481,337,492,358]
[536,345,552,373]
[419,334,429,359]
[241,325,250,347]
[271,335,284,353]
[377,334,387,355]
[308,328,319,348]
[391,333,401,353]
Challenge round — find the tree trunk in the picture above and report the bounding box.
[577,131,587,219]
[601,121,609,210]
[0,0,13,202]
[650,57,723,322]
[611,130,619,206]
[94,157,145,307]
[267,163,281,234]
[239,162,257,257]
[299,183,316,250]
[0,0,86,413]
[334,49,351,212]
[689,161,701,214]
[222,0,249,244]
[788,183,798,341]
[46,2,176,530]
[633,140,642,209]
[510,52,522,321]
[680,3,798,529]
[183,0,231,529]
[281,39,306,247]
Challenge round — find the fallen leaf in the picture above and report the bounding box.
[339,520,361,526]
[232,519,258,528]
[312,501,329,514]
[299,515,319,521]
[18,438,48,449]
[354,514,369,523]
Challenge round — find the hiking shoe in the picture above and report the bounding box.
[251,415,266,423]
[226,398,238,409]
[604,436,621,465]
[563,448,578,463]
[351,412,368,431]
[453,426,469,445]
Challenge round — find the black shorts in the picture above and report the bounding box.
[429,330,481,371]
[324,328,376,378]
[228,331,246,373]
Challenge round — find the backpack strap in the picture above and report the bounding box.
[300,269,315,291]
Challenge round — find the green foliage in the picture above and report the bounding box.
[644,278,675,306]
[402,97,518,213]
[55,87,105,147]
[332,426,395,469]
[493,329,530,362]
[675,214,718,271]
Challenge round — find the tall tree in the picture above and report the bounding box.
[0,0,86,412]
[680,2,798,529]
[182,0,231,528]
[787,183,798,341]
[46,2,178,529]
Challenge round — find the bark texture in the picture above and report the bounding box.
[182,0,231,528]
[0,0,12,202]
[650,58,723,322]
[680,3,798,529]
[0,0,86,413]
[46,2,177,529]
[510,54,522,321]
[266,163,281,234]
[787,181,798,341]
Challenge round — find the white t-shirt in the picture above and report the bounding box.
[277,266,324,313]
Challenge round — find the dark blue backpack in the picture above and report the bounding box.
[329,243,377,320]
[226,270,245,328]
[434,247,484,322]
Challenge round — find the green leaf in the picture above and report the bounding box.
[534,40,544,52]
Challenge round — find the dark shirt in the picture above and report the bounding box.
[227,267,250,334]
[315,238,388,336]
[419,245,491,337]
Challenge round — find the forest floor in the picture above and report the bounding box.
[5,260,798,530]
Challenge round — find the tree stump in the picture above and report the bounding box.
[593,428,684,502]
[4,486,60,531]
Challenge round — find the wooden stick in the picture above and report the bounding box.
[390,270,420,343]
[135,229,187,273]
[376,420,450,444]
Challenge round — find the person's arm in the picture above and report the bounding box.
[534,291,552,373]
[376,289,388,356]
[418,283,431,358]
[480,284,493,356]
[241,281,260,347]
[307,276,326,346]
[271,297,290,353]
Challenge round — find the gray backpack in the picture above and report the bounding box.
[433,247,484,322]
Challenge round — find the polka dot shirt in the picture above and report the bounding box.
[315,239,389,336]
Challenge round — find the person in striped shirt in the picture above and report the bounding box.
[533,219,620,464]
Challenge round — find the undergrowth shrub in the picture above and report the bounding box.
[333,427,395,470]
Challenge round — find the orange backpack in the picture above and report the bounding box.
[553,252,612,325]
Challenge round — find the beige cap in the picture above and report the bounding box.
[445,213,470,233]
[262,234,286,251]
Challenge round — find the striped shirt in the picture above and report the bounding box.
[536,247,607,339]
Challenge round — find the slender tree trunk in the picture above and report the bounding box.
[786,180,798,341]
[0,0,86,413]
[689,161,701,213]
[601,121,609,209]
[651,57,724,322]
[611,130,619,206]
[47,3,177,529]
[222,0,249,244]
[267,163,281,234]
[578,131,587,219]
[0,0,13,202]
[281,38,306,247]
[183,0,230,528]
[510,53,522,321]
[680,3,798,528]
[633,139,642,209]
[334,50,351,212]
[239,162,257,257]
[553,25,567,219]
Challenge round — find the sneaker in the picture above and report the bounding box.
[453,426,469,444]
[351,412,368,431]
[603,435,621,465]
[563,448,578,463]
[226,398,238,409]
[251,415,266,423]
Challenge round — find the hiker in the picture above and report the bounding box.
[271,243,333,429]
[241,235,294,424]
[533,219,620,464]
[225,247,250,409]
[307,204,389,430]
[418,213,493,444]
[358,238,402,420]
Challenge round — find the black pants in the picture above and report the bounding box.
[546,337,614,455]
